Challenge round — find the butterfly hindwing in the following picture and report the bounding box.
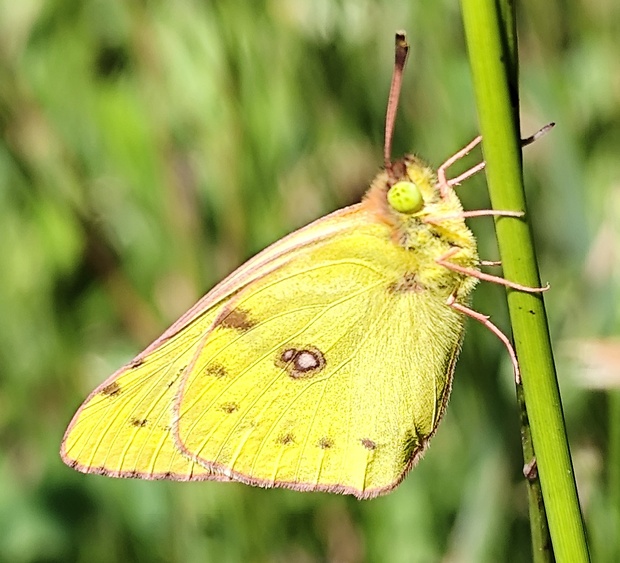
[174,215,466,498]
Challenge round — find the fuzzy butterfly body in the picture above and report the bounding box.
[61,155,480,498]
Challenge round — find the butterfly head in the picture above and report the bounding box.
[363,154,471,251]
[366,154,459,212]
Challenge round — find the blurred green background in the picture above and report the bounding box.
[1,0,618,561]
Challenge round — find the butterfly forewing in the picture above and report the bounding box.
[61,301,235,480]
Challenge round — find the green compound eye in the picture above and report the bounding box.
[387,181,424,214]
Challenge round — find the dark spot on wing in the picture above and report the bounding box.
[205,364,227,378]
[361,438,377,450]
[215,307,255,331]
[129,358,144,369]
[276,346,326,379]
[401,430,420,465]
[220,402,239,414]
[318,437,333,449]
[278,433,295,445]
[70,460,78,469]
[389,272,426,293]
[131,418,148,428]
[101,382,121,397]
[166,365,188,388]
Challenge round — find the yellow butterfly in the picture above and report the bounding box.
[61,33,546,499]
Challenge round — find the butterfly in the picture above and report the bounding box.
[61,33,547,499]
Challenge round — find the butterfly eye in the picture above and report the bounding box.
[387,181,424,214]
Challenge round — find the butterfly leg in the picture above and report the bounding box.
[437,136,483,196]
[438,123,557,195]
[423,209,524,224]
[436,247,549,293]
[446,294,521,383]
[521,122,555,148]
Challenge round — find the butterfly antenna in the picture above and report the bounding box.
[384,32,410,174]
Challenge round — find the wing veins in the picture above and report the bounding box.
[180,277,388,468]
[233,294,392,487]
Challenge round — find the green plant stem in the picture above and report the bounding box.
[609,390,620,562]
[516,380,553,563]
[459,1,590,562]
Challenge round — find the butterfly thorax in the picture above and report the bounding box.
[362,155,479,302]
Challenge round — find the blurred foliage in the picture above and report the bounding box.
[0,0,618,561]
